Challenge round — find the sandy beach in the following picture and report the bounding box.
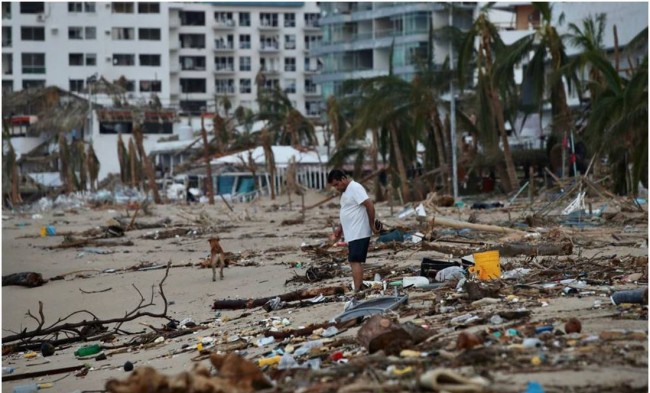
[2,189,647,392]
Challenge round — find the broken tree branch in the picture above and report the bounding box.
[2,261,172,346]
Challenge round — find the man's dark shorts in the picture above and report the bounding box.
[348,237,370,263]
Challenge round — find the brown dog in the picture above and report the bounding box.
[208,237,225,281]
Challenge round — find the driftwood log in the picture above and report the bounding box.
[212,285,346,310]
[428,216,526,235]
[421,241,572,258]
[2,272,47,287]
[497,241,573,257]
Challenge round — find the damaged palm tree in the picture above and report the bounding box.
[132,123,161,203]
[58,134,74,194]
[128,137,139,188]
[2,133,22,206]
[86,142,100,191]
[200,112,215,205]
[261,127,276,200]
[117,132,129,185]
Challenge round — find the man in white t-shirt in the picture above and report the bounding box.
[327,169,379,293]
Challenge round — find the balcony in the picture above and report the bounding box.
[261,66,280,76]
[169,41,180,51]
[213,20,236,30]
[170,65,180,73]
[304,87,320,96]
[213,65,235,74]
[258,20,279,31]
[215,86,236,95]
[169,17,180,29]
[303,21,320,31]
[303,65,322,74]
[259,43,279,53]
[214,42,235,52]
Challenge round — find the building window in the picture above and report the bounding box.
[239,12,250,27]
[2,27,11,47]
[113,78,135,92]
[21,26,45,41]
[260,35,279,50]
[137,2,159,13]
[180,56,206,71]
[180,11,205,26]
[69,79,84,92]
[180,100,206,114]
[21,53,45,74]
[285,34,295,50]
[239,34,250,49]
[305,13,320,28]
[68,2,83,12]
[306,100,321,116]
[3,2,12,19]
[180,78,206,93]
[112,2,134,13]
[22,80,46,89]
[239,78,251,94]
[180,34,205,49]
[139,28,160,40]
[69,53,84,66]
[140,80,161,92]
[86,53,96,66]
[3,53,13,75]
[215,79,234,94]
[100,121,133,134]
[215,11,234,26]
[305,78,317,94]
[239,56,251,71]
[113,54,135,66]
[139,54,161,66]
[264,78,279,90]
[260,13,278,27]
[284,13,295,27]
[68,26,83,39]
[84,2,95,12]
[284,78,296,94]
[85,27,96,39]
[3,81,14,94]
[215,56,234,72]
[284,57,296,72]
[142,121,172,134]
[305,35,321,50]
[20,2,44,14]
[112,27,135,40]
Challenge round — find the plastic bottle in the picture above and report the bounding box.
[3,366,15,374]
[12,383,53,393]
[74,344,102,357]
[257,355,281,367]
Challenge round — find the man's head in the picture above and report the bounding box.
[327,169,349,193]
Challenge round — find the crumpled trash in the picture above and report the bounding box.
[435,266,466,282]
[501,268,531,279]
[263,297,286,312]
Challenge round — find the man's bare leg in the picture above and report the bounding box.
[349,262,363,293]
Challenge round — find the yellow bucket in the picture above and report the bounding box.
[40,226,47,237]
[468,250,501,280]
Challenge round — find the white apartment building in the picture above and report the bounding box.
[2,1,323,118]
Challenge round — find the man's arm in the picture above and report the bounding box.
[362,199,378,234]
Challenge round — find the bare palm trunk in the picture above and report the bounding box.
[430,113,449,193]
[128,138,138,188]
[390,123,410,202]
[261,128,276,200]
[491,92,518,192]
[87,143,99,191]
[58,134,73,194]
[200,115,215,205]
[133,123,162,204]
[370,127,382,202]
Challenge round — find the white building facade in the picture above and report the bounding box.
[2,1,323,117]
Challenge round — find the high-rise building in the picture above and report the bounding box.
[312,2,476,98]
[1,1,323,118]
